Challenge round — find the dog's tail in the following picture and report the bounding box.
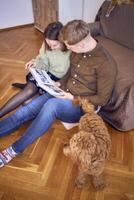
[73,97,95,114]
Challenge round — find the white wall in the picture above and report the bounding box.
[59,0,83,25]
[0,0,105,29]
[59,0,105,25]
[83,0,105,22]
[0,0,34,29]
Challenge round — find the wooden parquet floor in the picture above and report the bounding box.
[0,26,134,200]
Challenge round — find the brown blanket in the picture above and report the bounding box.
[96,36,134,131]
[92,1,134,131]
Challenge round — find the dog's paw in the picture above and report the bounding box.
[75,179,85,188]
[75,177,87,188]
[92,176,107,190]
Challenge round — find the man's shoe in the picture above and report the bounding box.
[12,83,26,89]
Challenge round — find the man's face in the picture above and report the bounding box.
[64,40,85,53]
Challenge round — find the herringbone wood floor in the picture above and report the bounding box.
[0,26,134,200]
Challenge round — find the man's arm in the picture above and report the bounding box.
[58,64,71,90]
[74,60,117,106]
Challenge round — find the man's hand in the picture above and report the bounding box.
[25,59,36,69]
[54,82,61,87]
[57,92,74,100]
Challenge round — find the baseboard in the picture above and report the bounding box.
[34,25,44,33]
[0,23,34,32]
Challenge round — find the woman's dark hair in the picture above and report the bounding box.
[44,21,67,51]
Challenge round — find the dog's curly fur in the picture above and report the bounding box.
[63,98,111,190]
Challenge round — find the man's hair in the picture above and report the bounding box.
[43,21,67,51]
[59,20,90,45]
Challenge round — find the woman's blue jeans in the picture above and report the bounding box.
[0,93,83,153]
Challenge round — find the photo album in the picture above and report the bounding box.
[29,68,65,97]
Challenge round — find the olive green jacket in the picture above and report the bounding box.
[35,43,71,78]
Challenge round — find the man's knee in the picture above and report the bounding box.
[42,98,60,113]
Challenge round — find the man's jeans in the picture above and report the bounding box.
[0,93,83,153]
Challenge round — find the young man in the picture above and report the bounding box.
[0,20,117,168]
[58,20,117,106]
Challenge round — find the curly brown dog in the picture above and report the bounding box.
[63,98,111,190]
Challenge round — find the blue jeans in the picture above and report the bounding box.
[0,93,83,153]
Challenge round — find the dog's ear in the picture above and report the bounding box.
[78,133,96,167]
[79,151,92,168]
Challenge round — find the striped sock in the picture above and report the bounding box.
[0,146,18,168]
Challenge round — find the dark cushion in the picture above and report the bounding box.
[98,1,134,50]
[96,36,134,93]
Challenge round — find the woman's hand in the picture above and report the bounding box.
[57,92,74,100]
[25,59,36,69]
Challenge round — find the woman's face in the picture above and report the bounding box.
[45,38,63,50]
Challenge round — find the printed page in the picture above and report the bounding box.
[29,68,65,97]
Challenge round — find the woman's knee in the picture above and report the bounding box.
[24,83,38,96]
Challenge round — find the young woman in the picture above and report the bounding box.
[0,21,70,118]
